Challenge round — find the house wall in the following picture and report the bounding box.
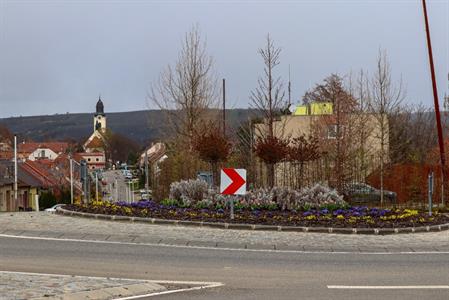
[82,153,106,170]
[0,185,13,212]
[254,113,389,188]
[0,186,9,211]
[0,185,38,212]
[28,148,59,161]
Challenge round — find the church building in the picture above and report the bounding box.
[80,97,108,169]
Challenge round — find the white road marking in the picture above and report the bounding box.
[1,233,448,255]
[327,285,449,289]
[115,282,224,299]
[0,270,224,300]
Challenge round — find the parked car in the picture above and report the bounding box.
[140,193,151,200]
[44,204,65,213]
[140,189,152,200]
[342,182,397,205]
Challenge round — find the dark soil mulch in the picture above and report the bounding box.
[65,204,449,229]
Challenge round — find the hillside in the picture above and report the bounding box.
[0,109,256,146]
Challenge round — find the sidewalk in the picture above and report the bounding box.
[0,271,166,300]
[1,212,449,253]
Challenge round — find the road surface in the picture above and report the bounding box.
[102,170,137,202]
[1,234,448,299]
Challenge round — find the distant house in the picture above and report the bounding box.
[0,157,80,212]
[18,142,70,161]
[139,142,167,170]
[139,142,167,187]
[74,152,106,170]
[0,160,40,211]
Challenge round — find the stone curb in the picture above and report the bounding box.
[33,282,167,300]
[56,207,449,235]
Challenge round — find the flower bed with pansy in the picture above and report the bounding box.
[66,201,449,228]
[66,181,449,228]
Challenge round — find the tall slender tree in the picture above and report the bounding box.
[251,34,287,187]
[370,50,404,206]
[149,25,218,147]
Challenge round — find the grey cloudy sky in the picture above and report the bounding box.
[0,0,448,118]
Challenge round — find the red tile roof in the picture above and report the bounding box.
[20,162,55,188]
[84,137,105,149]
[18,142,70,155]
[0,151,13,160]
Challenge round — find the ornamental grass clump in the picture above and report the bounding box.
[169,179,210,206]
[273,184,346,211]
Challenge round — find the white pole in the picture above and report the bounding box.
[14,135,18,206]
[70,158,74,204]
[95,172,98,201]
[125,182,128,203]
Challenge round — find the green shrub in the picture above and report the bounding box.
[160,198,179,207]
[39,192,57,210]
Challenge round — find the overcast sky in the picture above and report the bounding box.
[0,0,448,118]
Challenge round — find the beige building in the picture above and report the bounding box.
[254,102,389,188]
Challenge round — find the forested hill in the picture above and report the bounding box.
[0,109,255,145]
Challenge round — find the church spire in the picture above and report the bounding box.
[96,96,104,116]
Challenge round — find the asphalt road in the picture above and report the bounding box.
[102,170,135,202]
[1,236,448,299]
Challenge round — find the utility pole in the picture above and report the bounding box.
[145,150,149,197]
[114,178,118,202]
[288,65,291,107]
[422,0,446,206]
[222,78,226,136]
[70,157,73,204]
[13,135,17,206]
[444,73,449,206]
[80,160,88,204]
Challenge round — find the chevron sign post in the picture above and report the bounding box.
[220,168,246,195]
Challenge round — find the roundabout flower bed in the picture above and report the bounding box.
[65,200,449,229]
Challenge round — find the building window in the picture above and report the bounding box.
[327,124,344,139]
[96,158,99,162]
[87,158,91,162]
[327,125,337,139]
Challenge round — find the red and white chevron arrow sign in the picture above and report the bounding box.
[220,168,246,195]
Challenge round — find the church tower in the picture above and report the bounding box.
[93,96,107,132]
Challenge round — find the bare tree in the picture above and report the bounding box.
[370,50,404,206]
[288,134,321,189]
[348,70,375,182]
[251,34,286,138]
[193,121,232,187]
[306,74,356,190]
[251,35,287,188]
[149,25,218,146]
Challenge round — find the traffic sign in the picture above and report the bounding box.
[220,168,246,195]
